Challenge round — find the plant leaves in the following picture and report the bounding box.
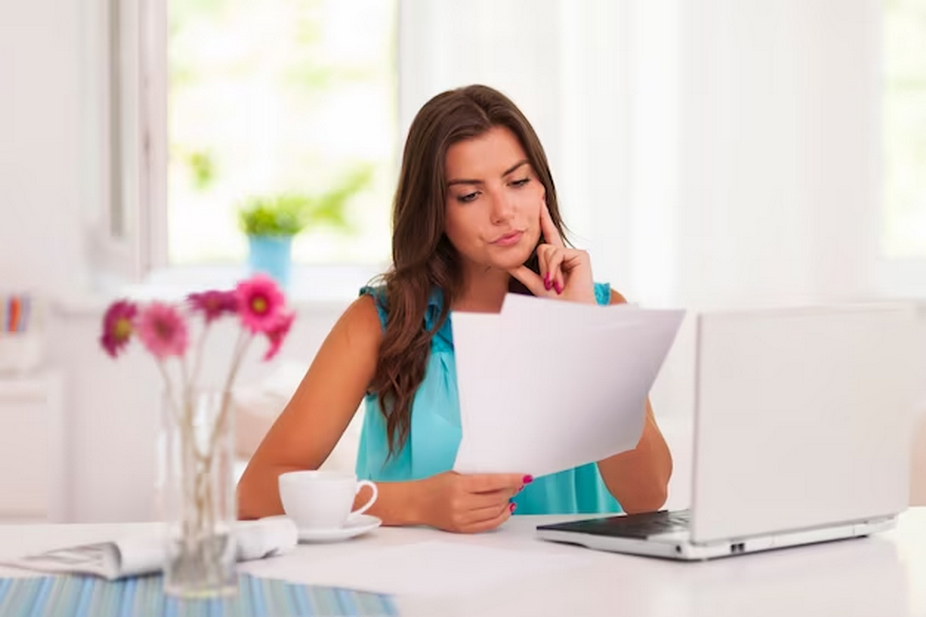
[237,163,374,236]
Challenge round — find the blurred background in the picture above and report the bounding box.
[1,0,925,523]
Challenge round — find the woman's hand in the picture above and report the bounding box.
[417,471,529,533]
[508,198,597,304]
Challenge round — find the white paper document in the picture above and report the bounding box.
[2,516,298,580]
[452,294,684,478]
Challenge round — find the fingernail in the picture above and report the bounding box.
[523,475,533,484]
[544,278,552,291]
[554,282,563,294]
[509,503,517,513]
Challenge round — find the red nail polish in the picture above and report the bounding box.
[554,282,563,294]
[523,475,533,484]
[509,503,517,513]
[544,279,552,291]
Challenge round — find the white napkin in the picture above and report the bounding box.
[3,516,298,580]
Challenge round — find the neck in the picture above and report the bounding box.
[452,263,510,313]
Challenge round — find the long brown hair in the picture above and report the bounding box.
[370,84,570,456]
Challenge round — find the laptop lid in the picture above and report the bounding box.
[689,305,923,544]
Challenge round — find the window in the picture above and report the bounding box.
[105,0,626,291]
[884,0,926,259]
[166,0,397,267]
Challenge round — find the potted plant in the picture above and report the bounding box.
[237,166,372,287]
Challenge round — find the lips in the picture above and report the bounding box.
[491,230,524,247]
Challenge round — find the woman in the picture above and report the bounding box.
[237,85,672,533]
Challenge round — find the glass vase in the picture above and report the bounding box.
[159,388,237,598]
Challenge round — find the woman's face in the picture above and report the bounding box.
[444,126,544,273]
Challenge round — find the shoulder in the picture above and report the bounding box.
[334,294,384,350]
[348,293,383,324]
[358,285,389,329]
[608,288,628,306]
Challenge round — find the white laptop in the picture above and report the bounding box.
[537,304,924,560]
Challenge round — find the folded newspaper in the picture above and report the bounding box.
[2,516,298,580]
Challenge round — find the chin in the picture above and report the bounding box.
[488,245,534,271]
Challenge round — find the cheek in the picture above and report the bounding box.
[520,198,542,241]
[515,183,542,216]
[444,206,479,249]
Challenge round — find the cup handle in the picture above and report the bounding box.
[351,480,378,517]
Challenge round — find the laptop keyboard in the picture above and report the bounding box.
[538,509,692,539]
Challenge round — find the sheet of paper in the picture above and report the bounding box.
[452,294,684,477]
[243,541,592,597]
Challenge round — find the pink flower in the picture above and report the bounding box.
[100,300,137,358]
[235,274,286,334]
[136,302,189,360]
[262,310,295,361]
[187,290,237,324]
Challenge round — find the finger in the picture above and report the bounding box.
[464,488,521,511]
[464,473,530,494]
[508,265,546,296]
[560,249,589,272]
[464,503,513,533]
[459,501,513,526]
[540,198,565,249]
[560,249,591,292]
[537,245,554,291]
[546,249,566,295]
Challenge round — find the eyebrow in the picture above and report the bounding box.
[447,159,529,187]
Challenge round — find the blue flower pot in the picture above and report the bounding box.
[247,235,293,288]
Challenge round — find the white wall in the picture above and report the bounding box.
[674,0,880,308]
[624,0,881,310]
[0,0,89,295]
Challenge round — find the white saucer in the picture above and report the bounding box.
[297,514,382,543]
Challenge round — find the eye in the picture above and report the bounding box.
[510,177,531,188]
[457,191,479,203]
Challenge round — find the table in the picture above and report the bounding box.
[2,509,925,617]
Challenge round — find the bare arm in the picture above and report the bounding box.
[237,295,392,520]
[596,289,674,513]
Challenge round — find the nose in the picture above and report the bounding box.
[489,189,515,224]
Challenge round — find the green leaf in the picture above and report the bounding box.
[236,163,374,236]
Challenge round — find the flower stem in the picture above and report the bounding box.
[200,327,252,480]
[157,360,182,426]
[189,323,211,398]
[180,354,190,406]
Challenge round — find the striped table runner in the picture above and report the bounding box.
[0,573,398,616]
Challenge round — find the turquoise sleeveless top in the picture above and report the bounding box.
[355,283,622,515]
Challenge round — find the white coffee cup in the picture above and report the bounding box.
[278,470,378,530]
